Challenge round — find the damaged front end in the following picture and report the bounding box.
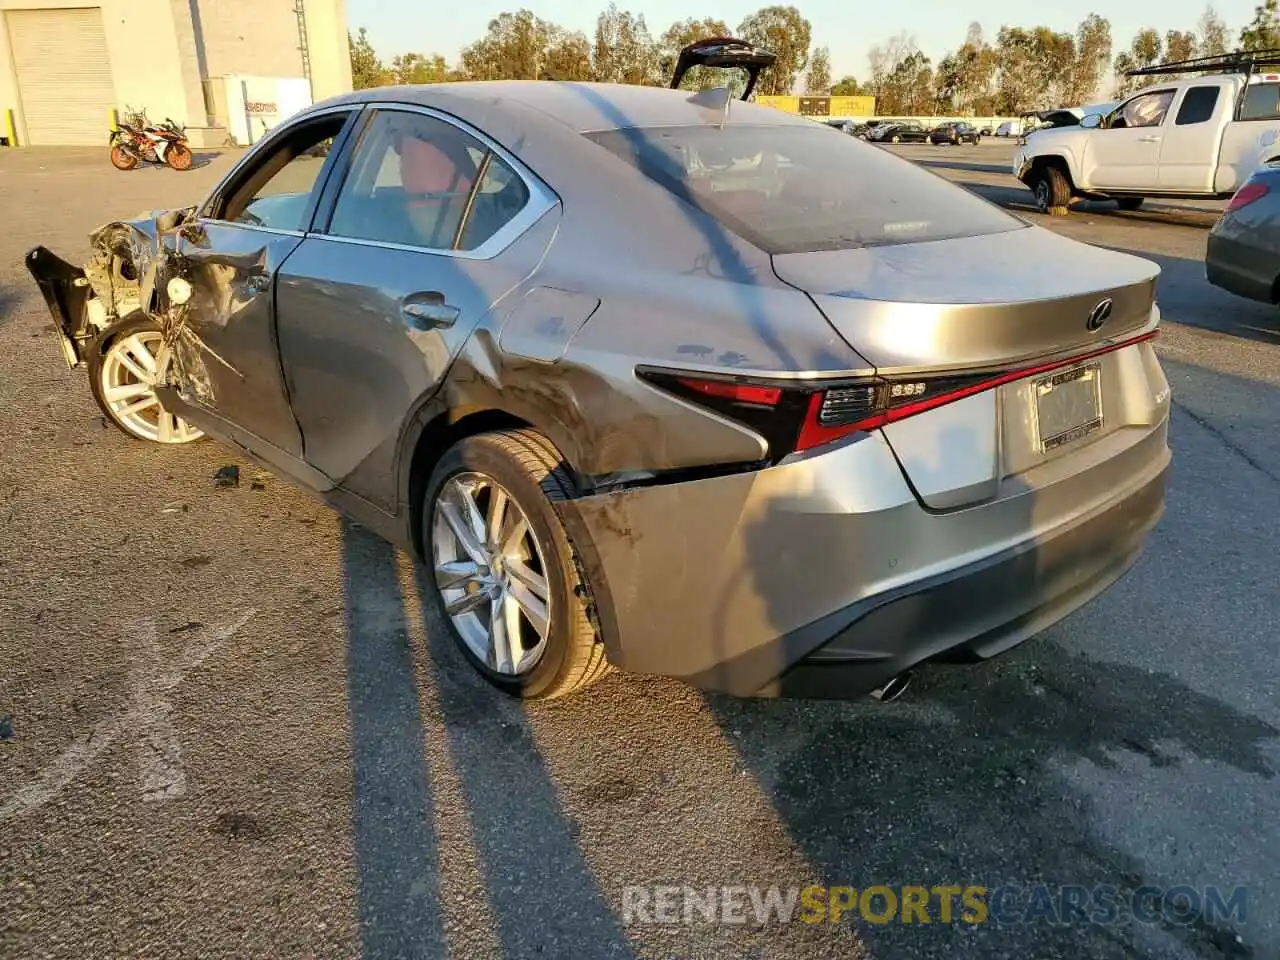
[25,206,196,368]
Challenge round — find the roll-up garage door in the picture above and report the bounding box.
[6,7,116,145]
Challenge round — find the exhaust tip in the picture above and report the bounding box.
[870,672,912,702]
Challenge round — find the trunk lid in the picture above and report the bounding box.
[772,227,1163,511]
[771,225,1159,372]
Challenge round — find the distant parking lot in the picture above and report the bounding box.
[1,144,1278,960]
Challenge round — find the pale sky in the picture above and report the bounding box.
[347,0,1264,81]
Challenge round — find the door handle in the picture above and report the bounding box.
[400,294,459,331]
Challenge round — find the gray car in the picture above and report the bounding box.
[26,81,1172,702]
[1207,160,1280,303]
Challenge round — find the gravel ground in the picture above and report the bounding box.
[0,140,1276,960]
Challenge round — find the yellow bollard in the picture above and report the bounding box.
[3,109,16,147]
[108,107,118,132]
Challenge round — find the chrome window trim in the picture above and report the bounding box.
[197,103,365,223]
[314,101,560,262]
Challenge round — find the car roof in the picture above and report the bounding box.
[314,81,814,134]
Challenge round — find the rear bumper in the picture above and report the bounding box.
[563,402,1171,699]
[1205,232,1278,304]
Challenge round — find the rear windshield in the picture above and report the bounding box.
[585,124,1024,255]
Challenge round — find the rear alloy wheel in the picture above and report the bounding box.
[891,134,902,143]
[1032,165,1071,215]
[89,316,203,444]
[110,144,137,170]
[424,429,611,699]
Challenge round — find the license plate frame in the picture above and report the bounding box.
[1033,362,1103,452]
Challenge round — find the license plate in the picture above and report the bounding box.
[1034,362,1103,452]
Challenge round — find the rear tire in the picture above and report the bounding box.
[165,144,193,171]
[1116,197,1144,211]
[1032,165,1071,215]
[423,429,612,700]
[109,144,137,170]
[891,134,901,143]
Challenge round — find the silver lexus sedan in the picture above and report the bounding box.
[26,80,1172,701]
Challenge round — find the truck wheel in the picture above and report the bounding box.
[1032,166,1071,215]
[1116,197,1144,211]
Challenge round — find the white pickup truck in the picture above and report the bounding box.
[1013,58,1280,214]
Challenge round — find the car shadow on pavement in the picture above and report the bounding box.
[951,178,1225,230]
[913,157,1016,176]
[339,519,636,959]
[712,417,1276,958]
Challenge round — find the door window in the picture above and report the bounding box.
[215,114,351,231]
[1110,90,1175,129]
[327,110,531,252]
[1175,86,1220,125]
[1239,82,1280,120]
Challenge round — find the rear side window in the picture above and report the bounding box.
[1240,82,1280,120]
[1176,86,1220,125]
[585,124,1024,255]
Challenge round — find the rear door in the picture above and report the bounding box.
[164,106,360,463]
[1086,88,1175,189]
[274,105,560,511]
[1156,81,1232,191]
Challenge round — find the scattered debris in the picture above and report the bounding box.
[0,715,12,741]
[211,810,261,840]
[250,481,265,491]
[168,621,203,634]
[213,465,239,488]
[178,555,212,569]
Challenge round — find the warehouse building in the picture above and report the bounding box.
[0,0,352,147]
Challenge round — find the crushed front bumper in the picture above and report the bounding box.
[25,245,94,367]
[561,416,1170,700]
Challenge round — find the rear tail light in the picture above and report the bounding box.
[1227,181,1269,212]
[638,330,1158,461]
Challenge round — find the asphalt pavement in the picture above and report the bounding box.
[0,141,1277,960]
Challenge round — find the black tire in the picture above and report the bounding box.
[165,143,193,171]
[1116,197,1144,211]
[1031,164,1072,214]
[422,429,612,700]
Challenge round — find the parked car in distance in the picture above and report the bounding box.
[930,121,982,145]
[995,120,1023,137]
[26,80,1172,704]
[978,125,993,136]
[1206,159,1280,303]
[871,120,928,143]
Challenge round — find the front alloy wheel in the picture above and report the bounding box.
[432,472,551,676]
[91,320,203,443]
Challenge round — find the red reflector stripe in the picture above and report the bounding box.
[794,329,1159,453]
[676,377,782,406]
[1227,182,1269,212]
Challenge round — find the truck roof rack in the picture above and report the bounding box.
[670,37,777,101]
[1126,48,1280,77]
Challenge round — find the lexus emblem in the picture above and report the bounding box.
[1086,298,1113,332]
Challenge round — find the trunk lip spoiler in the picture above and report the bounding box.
[25,244,92,368]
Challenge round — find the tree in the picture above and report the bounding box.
[1165,30,1199,63]
[1113,28,1162,96]
[867,31,917,111]
[389,52,452,85]
[1199,5,1230,56]
[805,46,832,93]
[593,4,660,85]
[996,26,1074,112]
[738,5,812,95]
[830,75,861,96]
[459,10,577,81]
[1066,14,1112,105]
[1240,0,1280,50]
[660,17,731,89]
[349,27,389,90]
[543,27,593,80]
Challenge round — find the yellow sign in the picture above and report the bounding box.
[753,95,876,117]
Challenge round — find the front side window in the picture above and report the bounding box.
[1239,81,1280,121]
[586,123,1024,255]
[328,110,530,251]
[1111,90,1175,129]
[217,114,349,231]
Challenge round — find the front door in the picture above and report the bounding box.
[275,106,560,511]
[162,109,360,469]
[1086,88,1175,190]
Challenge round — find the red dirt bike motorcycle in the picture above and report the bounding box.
[109,115,193,171]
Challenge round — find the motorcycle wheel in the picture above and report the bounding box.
[110,144,138,170]
[165,144,193,171]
